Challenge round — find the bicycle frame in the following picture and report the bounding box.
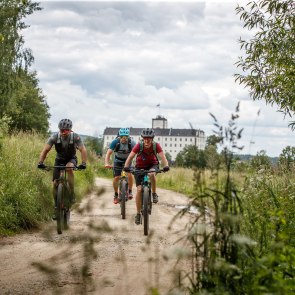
[119,170,129,219]
[44,165,77,234]
[105,166,130,219]
[131,168,164,236]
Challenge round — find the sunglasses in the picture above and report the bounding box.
[120,136,128,139]
[60,129,71,132]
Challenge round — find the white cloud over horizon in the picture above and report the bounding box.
[23,1,295,157]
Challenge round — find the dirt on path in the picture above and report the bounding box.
[0,177,193,295]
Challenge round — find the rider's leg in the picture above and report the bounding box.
[136,185,142,214]
[150,173,156,194]
[52,160,60,204]
[149,173,159,203]
[127,172,133,191]
[127,172,133,199]
[113,176,120,194]
[66,162,75,193]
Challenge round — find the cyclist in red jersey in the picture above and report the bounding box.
[124,128,169,225]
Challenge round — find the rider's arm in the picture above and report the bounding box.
[158,151,169,167]
[104,149,113,167]
[39,143,52,163]
[78,145,87,164]
[124,151,136,167]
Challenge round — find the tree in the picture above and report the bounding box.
[206,134,221,147]
[7,69,50,134]
[0,0,41,114]
[175,145,206,169]
[0,0,48,134]
[278,145,295,169]
[165,152,172,165]
[175,152,184,167]
[235,0,295,126]
[84,136,103,156]
[250,150,272,170]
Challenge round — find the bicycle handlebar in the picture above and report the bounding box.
[128,167,166,175]
[105,166,167,174]
[42,165,81,171]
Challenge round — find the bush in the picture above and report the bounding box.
[0,132,96,236]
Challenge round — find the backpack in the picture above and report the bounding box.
[113,137,132,153]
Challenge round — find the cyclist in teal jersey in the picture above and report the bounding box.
[105,128,136,204]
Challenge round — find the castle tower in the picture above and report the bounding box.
[152,115,168,129]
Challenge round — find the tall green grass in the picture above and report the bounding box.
[0,132,96,236]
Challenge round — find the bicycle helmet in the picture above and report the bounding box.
[141,128,155,138]
[58,118,72,130]
[119,128,130,137]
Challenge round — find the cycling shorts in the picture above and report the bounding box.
[113,161,125,177]
[53,157,77,181]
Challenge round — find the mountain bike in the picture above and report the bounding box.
[44,165,80,234]
[106,166,130,220]
[130,168,165,236]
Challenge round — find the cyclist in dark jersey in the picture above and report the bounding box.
[37,119,87,208]
[123,128,169,225]
[104,128,136,204]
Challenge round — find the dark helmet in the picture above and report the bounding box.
[58,118,72,130]
[141,128,155,138]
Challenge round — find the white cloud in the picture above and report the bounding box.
[23,1,295,157]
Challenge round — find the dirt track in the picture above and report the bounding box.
[0,177,193,295]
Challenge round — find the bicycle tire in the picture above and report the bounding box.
[64,209,70,229]
[56,183,64,234]
[143,186,149,235]
[120,179,127,219]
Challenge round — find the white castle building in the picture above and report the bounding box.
[102,116,206,161]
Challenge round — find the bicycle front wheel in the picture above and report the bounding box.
[120,179,127,219]
[64,209,70,230]
[142,186,150,236]
[56,183,65,234]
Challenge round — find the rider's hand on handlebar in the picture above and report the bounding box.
[78,162,87,170]
[163,166,170,172]
[123,167,131,172]
[37,162,46,169]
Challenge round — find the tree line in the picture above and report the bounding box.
[0,0,49,135]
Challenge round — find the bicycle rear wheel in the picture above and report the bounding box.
[143,186,150,235]
[56,183,65,234]
[120,179,127,219]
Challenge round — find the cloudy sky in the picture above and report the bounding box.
[23,0,295,157]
